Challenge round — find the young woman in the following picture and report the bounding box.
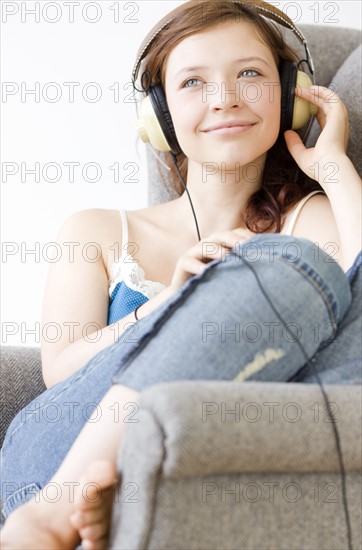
[1,1,361,548]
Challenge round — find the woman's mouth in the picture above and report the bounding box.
[201,121,256,135]
[203,124,255,135]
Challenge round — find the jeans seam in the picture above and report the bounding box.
[2,481,42,519]
[277,256,337,326]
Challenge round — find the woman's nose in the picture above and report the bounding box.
[206,79,244,110]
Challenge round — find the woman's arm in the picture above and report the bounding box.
[41,209,174,389]
[284,85,362,271]
[41,212,252,389]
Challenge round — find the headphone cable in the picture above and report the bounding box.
[170,152,202,242]
[240,257,353,550]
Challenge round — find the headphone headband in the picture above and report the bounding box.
[132,0,314,87]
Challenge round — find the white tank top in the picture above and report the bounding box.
[282,190,325,235]
[109,190,325,295]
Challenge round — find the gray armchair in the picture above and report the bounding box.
[1,25,361,549]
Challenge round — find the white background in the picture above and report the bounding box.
[1,0,361,346]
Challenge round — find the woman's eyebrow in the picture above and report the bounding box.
[174,56,271,79]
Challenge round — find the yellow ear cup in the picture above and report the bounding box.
[292,71,319,129]
[136,95,171,152]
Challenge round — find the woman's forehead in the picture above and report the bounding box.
[164,20,276,78]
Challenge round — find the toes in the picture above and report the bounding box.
[79,520,108,541]
[74,460,118,511]
[83,480,117,506]
[70,511,87,529]
[70,508,104,530]
[82,536,108,550]
[71,460,118,549]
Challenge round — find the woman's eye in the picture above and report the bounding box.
[240,69,261,77]
[182,78,201,88]
[181,69,261,88]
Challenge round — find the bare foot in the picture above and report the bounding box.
[69,460,118,550]
[0,499,79,549]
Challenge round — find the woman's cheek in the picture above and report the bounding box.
[171,112,197,153]
[262,85,281,128]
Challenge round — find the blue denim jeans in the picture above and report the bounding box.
[0,235,353,520]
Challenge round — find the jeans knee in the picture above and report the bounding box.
[229,234,313,265]
[225,234,352,326]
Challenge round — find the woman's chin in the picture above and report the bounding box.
[201,153,266,173]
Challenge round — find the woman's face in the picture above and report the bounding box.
[164,20,282,168]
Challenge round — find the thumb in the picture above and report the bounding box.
[284,130,306,160]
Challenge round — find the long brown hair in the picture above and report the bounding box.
[140,0,322,233]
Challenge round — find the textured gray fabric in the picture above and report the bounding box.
[306,43,362,178]
[133,382,362,476]
[145,473,361,550]
[147,25,362,206]
[0,346,45,449]
[109,409,165,550]
[295,25,361,89]
[110,382,362,550]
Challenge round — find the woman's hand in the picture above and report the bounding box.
[169,228,256,293]
[284,85,350,188]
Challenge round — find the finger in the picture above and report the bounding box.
[315,107,327,130]
[199,245,231,263]
[309,85,343,106]
[203,230,253,247]
[180,255,215,276]
[284,130,306,159]
[199,237,241,256]
[295,85,337,102]
[294,86,344,134]
[297,85,349,139]
[295,85,345,115]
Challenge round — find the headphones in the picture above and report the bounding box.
[132,0,318,155]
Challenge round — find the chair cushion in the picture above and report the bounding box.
[306,44,362,177]
[0,346,45,449]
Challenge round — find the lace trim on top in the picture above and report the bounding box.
[108,210,166,299]
[109,259,166,299]
[110,195,325,299]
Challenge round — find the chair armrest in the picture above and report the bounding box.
[123,380,362,477]
[0,346,46,448]
[109,381,362,549]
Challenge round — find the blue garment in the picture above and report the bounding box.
[0,235,359,520]
[108,281,149,324]
[107,209,166,324]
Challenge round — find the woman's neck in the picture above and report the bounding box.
[172,158,264,240]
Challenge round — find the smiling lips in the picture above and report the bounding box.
[201,120,256,135]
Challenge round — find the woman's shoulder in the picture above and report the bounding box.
[282,192,343,265]
[281,191,325,233]
[61,208,119,231]
[63,202,173,226]
[283,192,331,236]
[59,203,176,277]
[55,208,120,276]
[59,203,175,250]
